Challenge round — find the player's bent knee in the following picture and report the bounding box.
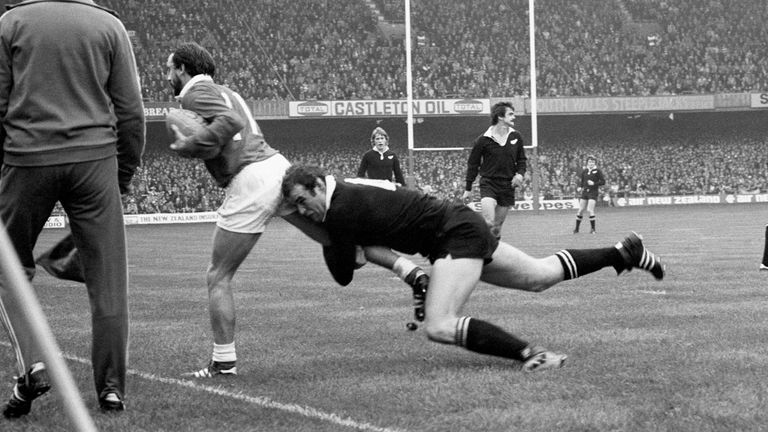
[206,266,233,291]
[423,318,458,345]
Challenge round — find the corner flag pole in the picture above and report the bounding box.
[0,222,97,432]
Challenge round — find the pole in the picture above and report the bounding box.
[404,0,415,188]
[528,0,540,211]
[0,222,97,432]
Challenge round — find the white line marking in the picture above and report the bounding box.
[0,342,406,432]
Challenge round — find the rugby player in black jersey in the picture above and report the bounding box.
[283,164,665,372]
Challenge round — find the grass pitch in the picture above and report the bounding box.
[2,204,768,431]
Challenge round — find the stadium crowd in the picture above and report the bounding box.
[118,121,768,214]
[97,0,768,101]
[33,0,767,215]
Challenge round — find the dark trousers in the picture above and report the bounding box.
[0,157,128,400]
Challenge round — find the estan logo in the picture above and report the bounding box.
[297,101,329,116]
[453,99,483,113]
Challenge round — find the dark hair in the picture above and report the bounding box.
[171,42,216,78]
[490,101,514,125]
[282,165,327,198]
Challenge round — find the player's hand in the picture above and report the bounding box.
[461,190,471,203]
[511,174,524,189]
[169,125,194,158]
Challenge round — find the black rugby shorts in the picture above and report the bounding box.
[429,205,499,264]
[479,177,516,207]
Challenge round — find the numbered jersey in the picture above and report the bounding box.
[179,78,278,187]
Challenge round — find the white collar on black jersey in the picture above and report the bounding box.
[483,125,515,146]
[374,145,390,157]
[176,74,213,100]
[322,175,336,222]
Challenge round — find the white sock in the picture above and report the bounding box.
[212,342,236,363]
[393,257,417,281]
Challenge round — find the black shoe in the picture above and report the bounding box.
[573,229,579,234]
[521,345,567,372]
[616,232,665,280]
[404,268,429,322]
[3,362,51,419]
[99,392,125,412]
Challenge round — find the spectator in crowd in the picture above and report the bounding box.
[95,0,768,100]
[123,115,768,215]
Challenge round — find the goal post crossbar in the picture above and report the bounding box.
[410,147,469,152]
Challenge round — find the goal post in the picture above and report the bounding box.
[0,221,97,432]
[402,0,541,211]
[526,0,538,150]
[410,147,469,152]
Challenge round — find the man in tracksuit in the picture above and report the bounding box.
[0,0,145,416]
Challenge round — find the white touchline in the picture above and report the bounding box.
[0,342,406,432]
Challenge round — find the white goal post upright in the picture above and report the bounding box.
[527,0,540,211]
[403,0,471,187]
[528,0,538,150]
[404,0,416,185]
[0,222,97,432]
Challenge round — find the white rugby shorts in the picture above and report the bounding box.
[216,153,294,233]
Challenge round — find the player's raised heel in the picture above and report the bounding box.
[405,268,429,322]
[3,362,50,419]
[184,360,237,378]
[616,232,665,280]
[521,346,567,372]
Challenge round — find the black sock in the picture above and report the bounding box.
[556,247,624,279]
[456,317,528,361]
[575,215,582,230]
[763,225,768,265]
[589,216,596,230]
